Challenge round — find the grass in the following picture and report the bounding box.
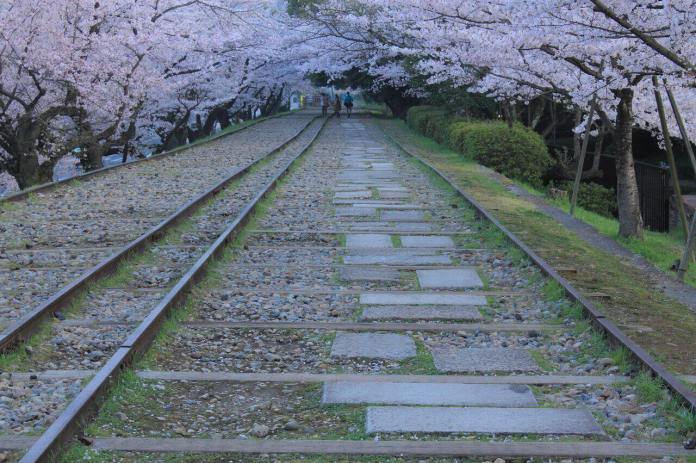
[542,280,566,301]
[390,235,402,247]
[0,291,88,370]
[548,193,696,287]
[85,370,164,437]
[634,370,666,403]
[529,350,555,372]
[393,338,438,374]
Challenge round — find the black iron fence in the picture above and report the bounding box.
[549,143,673,232]
[594,155,671,231]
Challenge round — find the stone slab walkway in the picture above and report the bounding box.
[365,407,604,435]
[322,382,538,407]
[330,332,416,360]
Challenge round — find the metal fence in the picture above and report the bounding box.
[597,155,671,231]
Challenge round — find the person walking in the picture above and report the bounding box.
[333,94,341,118]
[321,93,329,116]
[343,91,354,118]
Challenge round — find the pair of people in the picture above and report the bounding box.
[322,92,354,118]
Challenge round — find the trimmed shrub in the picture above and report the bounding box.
[555,181,617,218]
[455,121,551,185]
[406,106,444,134]
[406,106,551,185]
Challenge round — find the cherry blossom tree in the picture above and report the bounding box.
[292,0,696,238]
[0,0,305,189]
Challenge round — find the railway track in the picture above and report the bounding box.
[0,112,326,458]
[2,115,695,462]
[0,113,317,348]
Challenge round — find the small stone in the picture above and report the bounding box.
[650,428,666,438]
[597,358,614,367]
[284,419,300,431]
[250,423,270,438]
[494,459,506,463]
[115,412,128,421]
[78,436,94,446]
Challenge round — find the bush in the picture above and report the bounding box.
[406,106,552,185]
[456,121,551,185]
[555,181,617,218]
[406,106,449,141]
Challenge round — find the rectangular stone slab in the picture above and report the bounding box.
[330,332,416,360]
[361,306,483,321]
[381,210,425,222]
[346,234,393,248]
[323,382,538,406]
[352,203,421,210]
[343,222,433,232]
[334,191,372,199]
[335,207,376,217]
[360,292,488,306]
[347,248,442,256]
[417,269,484,289]
[401,235,455,248]
[344,255,451,265]
[379,191,410,200]
[365,407,604,435]
[339,267,401,282]
[431,347,540,372]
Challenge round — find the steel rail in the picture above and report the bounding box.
[1,112,292,203]
[17,115,330,463]
[0,115,319,352]
[382,125,696,411]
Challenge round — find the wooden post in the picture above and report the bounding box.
[664,79,696,267]
[678,213,696,281]
[570,98,596,216]
[664,80,696,177]
[652,75,688,237]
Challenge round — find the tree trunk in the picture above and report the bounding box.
[572,107,582,161]
[383,92,419,119]
[591,126,605,172]
[8,130,56,190]
[82,141,105,170]
[614,88,644,238]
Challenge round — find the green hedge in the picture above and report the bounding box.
[554,181,617,218]
[406,106,551,185]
